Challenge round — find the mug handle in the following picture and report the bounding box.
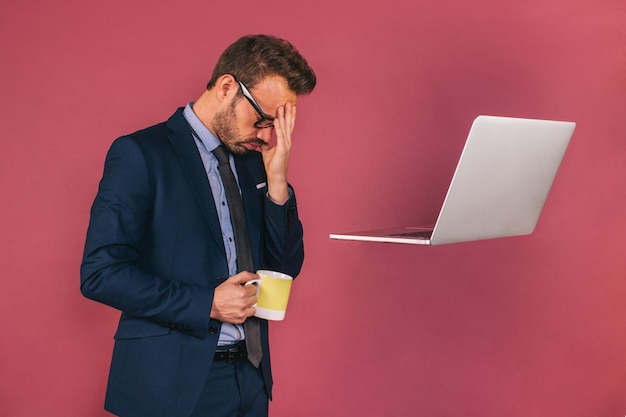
[244,279,261,287]
[244,279,261,305]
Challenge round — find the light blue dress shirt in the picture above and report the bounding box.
[183,103,244,345]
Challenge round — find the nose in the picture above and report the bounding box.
[256,127,273,144]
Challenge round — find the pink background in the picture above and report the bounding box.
[2,0,626,416]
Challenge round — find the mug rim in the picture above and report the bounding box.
[256,269,293,280]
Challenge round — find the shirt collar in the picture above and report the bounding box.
[183,102,221,153]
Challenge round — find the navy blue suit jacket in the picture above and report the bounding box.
[80,108,304,417]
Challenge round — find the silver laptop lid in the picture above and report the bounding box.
[429,115,575,245]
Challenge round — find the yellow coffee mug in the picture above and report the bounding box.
[246,270,293,321]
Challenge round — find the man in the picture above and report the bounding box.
[80,34,316,417]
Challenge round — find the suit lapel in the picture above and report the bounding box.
[166,109,226,256]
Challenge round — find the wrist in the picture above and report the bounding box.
[267,181,289,205]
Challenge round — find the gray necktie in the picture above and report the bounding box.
[212,145,262,367]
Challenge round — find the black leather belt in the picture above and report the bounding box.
[214,341,247,363]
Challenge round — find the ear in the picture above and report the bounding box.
[214,74,239,103]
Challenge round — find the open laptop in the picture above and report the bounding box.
[329,115,575,245]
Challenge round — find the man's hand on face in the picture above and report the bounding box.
[261,103,296,205]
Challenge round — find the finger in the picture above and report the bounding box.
[284,103,296,136]
[273,107,288,150]
[243,284,258,297]
[245,306,257,318]
[276,105,286,136]
[285,104,296,148]
[278,104,293,139]
[277,105,294,149]
[229,271,257,285]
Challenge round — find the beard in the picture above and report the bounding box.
[212,100,264,155]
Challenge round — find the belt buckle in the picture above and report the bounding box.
[226,344,246,363]
[226,347,239,364]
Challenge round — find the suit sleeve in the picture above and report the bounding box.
[263,187,305,278]
[80,136,213,338]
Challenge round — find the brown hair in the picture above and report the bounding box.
[206,34,316,95]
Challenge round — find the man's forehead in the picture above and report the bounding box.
[251,76,297,112]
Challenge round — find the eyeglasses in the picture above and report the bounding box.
[236,79,275,129]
